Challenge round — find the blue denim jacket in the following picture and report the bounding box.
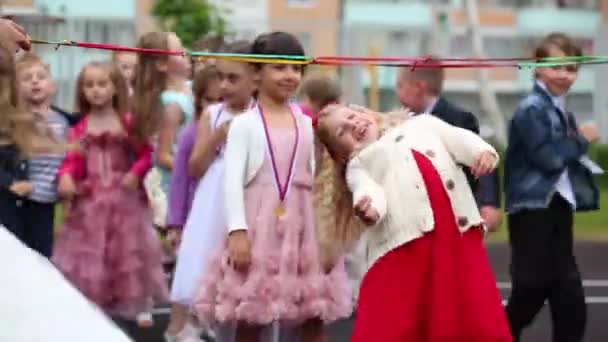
[504,84,599,213]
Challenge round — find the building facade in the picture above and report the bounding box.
[342,0,601,127]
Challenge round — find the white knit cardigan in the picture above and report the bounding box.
[346,114,498,272]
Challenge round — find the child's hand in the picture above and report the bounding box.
[354,196,380,226]
[121,172,139,191]
[218,120,232,140]
[227,230,251,272]
[62,200,73,219]
[579,123,599,143]
[9,181,32,196]
[58,176,77,199]
[167,228,182,252]
[472,151,497,178]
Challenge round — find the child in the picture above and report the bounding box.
[298,74,341,117]
[191,35,225,73]
[164,63,223,342]
[0,43,59,252]
[315,104,512,342]
[52,61,168,321]
[112,51,137,97]
[14,53,69,258]
[166,41,255,342]
[194,32,351,342]
[166,65,222,233]
[134,31,193,232]
[504,33,600,342]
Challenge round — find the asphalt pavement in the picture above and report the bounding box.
[123,241,608,342]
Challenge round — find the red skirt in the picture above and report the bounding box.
[351,150,512,342]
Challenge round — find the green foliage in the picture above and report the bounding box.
[151,0,227,48]
[588,143,608,188]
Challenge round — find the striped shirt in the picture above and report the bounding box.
[28,111,69,203]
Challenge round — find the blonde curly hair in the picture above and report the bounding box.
[313,104,412,269]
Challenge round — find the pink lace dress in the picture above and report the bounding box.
[195,125,352,326]
[52,117,168,319]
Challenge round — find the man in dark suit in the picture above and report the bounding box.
[396,66,502,231]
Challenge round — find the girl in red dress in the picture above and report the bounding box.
[53,62,168,321]
[315,104,512,342]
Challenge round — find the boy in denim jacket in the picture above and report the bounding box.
[504,33,600,342]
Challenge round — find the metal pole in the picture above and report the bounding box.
[594,0,608,143]
[464,0,507,146]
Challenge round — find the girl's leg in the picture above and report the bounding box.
[165,303,189,335]
[301,319,327,342]
[236,322,261,342]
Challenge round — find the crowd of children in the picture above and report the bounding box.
[0,18,602,342]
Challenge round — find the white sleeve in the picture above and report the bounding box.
[419,114,499,168]
[346,156,387,222]
[224,116,249,232]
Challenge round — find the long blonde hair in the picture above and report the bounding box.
[132,31,171,142]
[0,43,59,156]
[314,104,411,265]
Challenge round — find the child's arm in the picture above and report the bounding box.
[223,116,249,232]
[512,106,588,173]
[346,156,387,225]
[167,124,196,229]
[188,110,228,179]
[419,114,498,169]
[57,125,85,199]
[156,103,184,171]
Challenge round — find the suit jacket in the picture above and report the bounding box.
[430,97,501,208]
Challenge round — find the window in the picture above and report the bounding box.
[287,0,315,7]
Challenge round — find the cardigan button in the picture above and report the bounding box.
[445,179,455,190]
[16,200,23,207]
[425,149,435,158]
[395,135,404,142]
[457,216,469,227]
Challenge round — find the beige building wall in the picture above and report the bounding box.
[268,0,339,56]
[134,0,157,35]
[2,0,34,7]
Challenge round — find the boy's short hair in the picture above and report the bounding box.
[15,52,51,75]
[299,74,342,108]
[398,58,444,96]
[535,32,582,60]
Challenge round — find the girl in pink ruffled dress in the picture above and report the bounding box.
[52,61,168,321]
[194,32,352,342]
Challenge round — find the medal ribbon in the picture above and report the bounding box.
[258,104,300,204]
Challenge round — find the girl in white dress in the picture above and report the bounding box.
[165,41,255,342]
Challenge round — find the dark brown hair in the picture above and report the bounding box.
[299,74,341,110]
[250,31,306,71]
[535,32,582,60]
[76,61,128,115]
[132,31,171,142]
[192,65,220,118]
[192,35,225,53]
[223,40,252,54]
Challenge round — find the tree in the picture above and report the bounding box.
[152,0,226,48]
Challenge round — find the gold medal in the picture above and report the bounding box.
[274,204,286,218]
